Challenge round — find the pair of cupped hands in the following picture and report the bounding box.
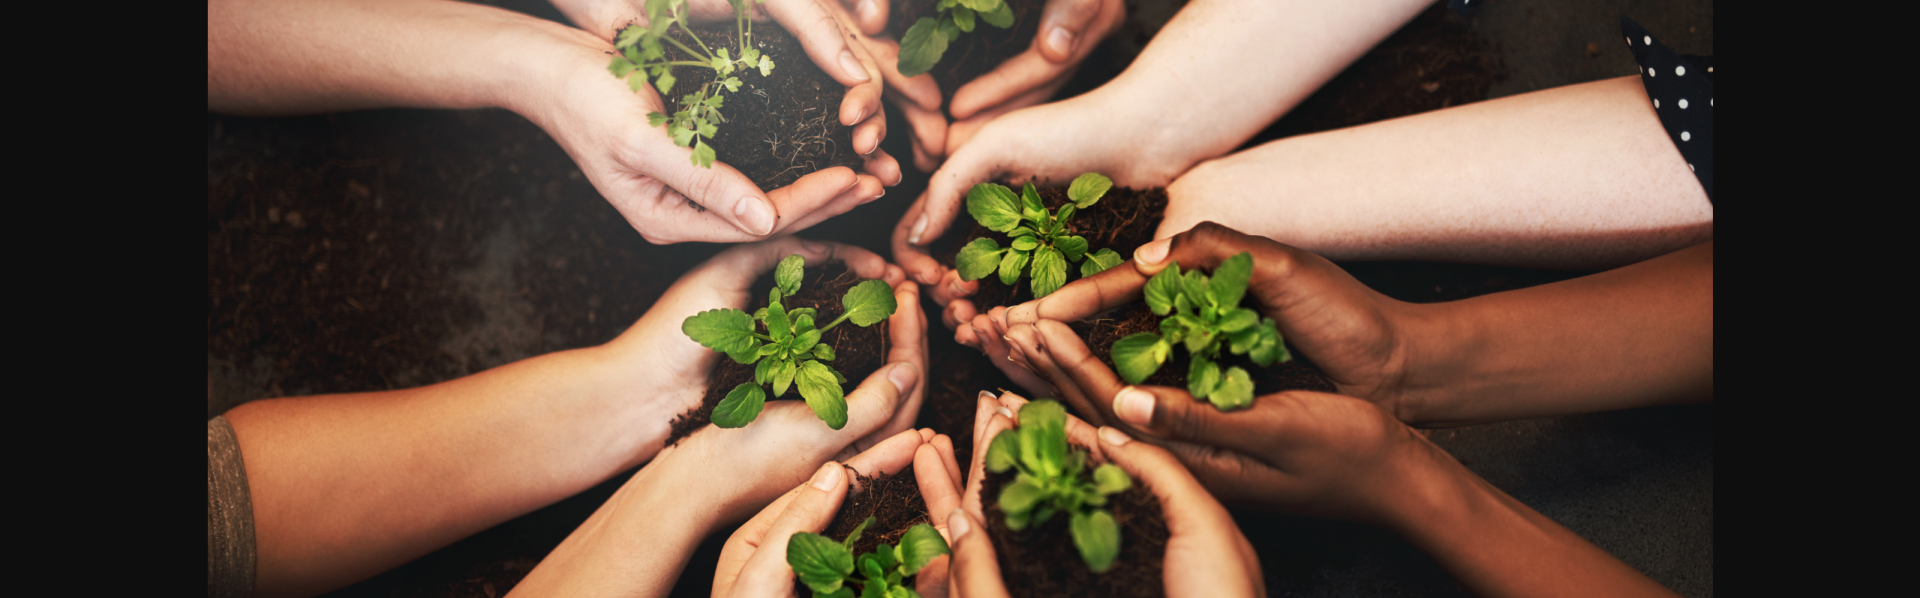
[546,0,1125,243]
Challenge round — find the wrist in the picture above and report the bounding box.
[1378,301,1482,427]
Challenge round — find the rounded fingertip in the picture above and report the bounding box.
[919,428,936,442]
[1113,387,1155,427]
[908,213,929,245]
[977,390,999,402]
[735,196,776,236]
[811,461,844,491]
[1098,426,1133,446]
[888,362,921,394]
[838,49,871,83]
[801,239,831,256]
[1046,26,1074,58]
[856,0,879,27]
[1135,237,1171,267]
[996,406,1013,419]
[948,510,973,541]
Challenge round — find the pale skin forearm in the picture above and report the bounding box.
[1165,76,1714,269]
[505,450,725,598]
[1389,242,1712,427]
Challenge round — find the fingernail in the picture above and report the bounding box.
[811,461,843,491]
[978,390,999,402]
[735,196,775,236]
[950,279,966,297]
[857,0,878,25]
[839,50,870,83]
[909,213,929,244]
[888,362,920,394]
[1135,237,1170,266]
[1099,426,1133,446]
[948,511,972,540]
[1006,340,1026,367]
[1046,26,1074,56]
[1113,387,1155,427]
[997,406,1014,419]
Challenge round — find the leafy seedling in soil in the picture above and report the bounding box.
[610,0,778,168]
[681,254,897,429]
[789,516,949,598]
[985,400,1133,573]
[956,173,1126,298]
[1109,251,1290,411]
[897,0,1017,77]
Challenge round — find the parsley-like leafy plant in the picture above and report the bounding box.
[985,400,1133,573]
[609,0,778,168]
[954,173,1126,298]
[896,0,1016,77]
[1108,252,1290,411]
[788,516,950,598]
[681,255,897,429]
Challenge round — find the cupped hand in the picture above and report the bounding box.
[529,0,897,243]
[943,0,1126,143]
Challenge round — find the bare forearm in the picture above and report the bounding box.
[1396,242,1713,427]
[207,0,600,115]
[507,454,724,598]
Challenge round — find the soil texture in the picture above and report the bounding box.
[654,23,863,190]
[931,184,1168,311]
[665,263,889,446]
[980,458,1169,598]
[1072,303,1339,397]
[792,466,935,594]
[888,0,1044,109]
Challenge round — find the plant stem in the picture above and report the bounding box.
[664,34,710,64]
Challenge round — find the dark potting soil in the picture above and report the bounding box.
[930,184,1168,312]
[664,263,890,446]
[649,23,864,190]
[888,0,1044,109]
[980,461,1169,598]
[792,466,934,594]
[1072,303,1340,397]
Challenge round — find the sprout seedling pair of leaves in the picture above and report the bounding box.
[985,400,1133,573]
[609,0,778,167]
[897,0,1016,77]
[681,255,897,429]
[789,516,950,598]
[1109,252,1290,411]
[955,173,1126,298]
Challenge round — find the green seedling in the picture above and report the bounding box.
[955,173,1126,298]
[681,254,897,429]
[897,0,1016,77]
[985,400,1133,573]
[788,516,950,598]
[609,0,778,168]
[1109,251,1290,411]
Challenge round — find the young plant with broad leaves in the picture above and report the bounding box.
[896,0,1016,77]
[955,173,1126,298]
[608,0,778,168]
[681,255,897,429]
[1109,252,1290,411]
[789,516,950,598]
[985,400,1133,573]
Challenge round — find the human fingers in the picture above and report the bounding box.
[1107,383,1291,460]
[726,462,854,597]
[763,0,877,90]
[1004,319,1135,432]
[893,194,951,288]
[965,394,1015,518]
[917,440,964,537]
[907,151,1003,275]
[1003,321,1107,428]
[930,269,980,309]
[944,78,1067,153]
[1002,254,1148,326]
[713,479,807,598]
[945,510,1011,598]
[856,282,930,448]
[1095,427,1264,598]
[970,312,1056,397]
[836,0,889,37]
[844,428,928,485]
[775,173,888,235]
[893,93,951,170]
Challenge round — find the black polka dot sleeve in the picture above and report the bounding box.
[1622,17,1713,202]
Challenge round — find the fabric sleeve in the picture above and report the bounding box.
[208,415,257,598]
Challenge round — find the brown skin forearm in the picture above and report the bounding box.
[1391,242,1713,427]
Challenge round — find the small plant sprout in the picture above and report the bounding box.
[680,255,897,429]
[788,516,950,598]
[1109,252,1290,411]
[954,173,1127,298]
[897,0,1016,77]
[985,400,1133,573]
[608,0,778,168]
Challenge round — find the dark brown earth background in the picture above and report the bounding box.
[207,1,1713,596]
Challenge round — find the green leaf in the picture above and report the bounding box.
[1030,246,1067,298]
[1227,327,1258,356]
[648,111,670,128]
[723,76,742,92]
[1219,307,1257,332]
[759,55,774,76]
[793,329,822,354]
[979,2,1014,28]
[998,249,1029,286]
[671,123,696,147]
[1250,320,1291,366]
[1069,510,1121,573]
[1182,270,1213,311]
[955,238,1004,281]
[965,183,1022,232]
[889,586,918,598]
[1211,367,1254,411]
[1143,263,1182,316]
[1010,236,1039,251]
[610,56,636,78]
[741,48,760,65]
[628,71,650,92]
[985,429,1019,473]
[655,71,677,94]
[1055,204,1078,228]
[819,588,855,598]
[755,356,778,385]
[1017,401,1068,476]
[773,359,796,397]
[1004,506,1031,531]
[1093,463,1131,495]
[1080,248,1123,278]
[998,476,1046,515]
[1210,252,1253,310]
[797,361,848,429]
[873,542,898,571]
[1019,182,1045,215]
[812,343,836,361]
[787,532,854,594]
[1055,236,1089,262]
[1189,356,1220,400]
[616,26,646,49]
[793,313,817,334]
[898,523,951,575]
[1110,333,1166,384]
[896,18,949,77]
[843,516,874,550]
[859,555,886,585]
[695,118,718,139]
[1006,226,1035,238]
[938,16,961,40]
[712,383,766,427]
[841,279,898,327]
[682,309,758,354]
[955,0,1001,12]
[692,139,717,168]
[766,297,791,341]
[1067,173,1113,208]
[952,6,976,32]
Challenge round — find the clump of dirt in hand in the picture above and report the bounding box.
[793,466,934,596]
[930,184,1167,312]
[1072,302,1339,397]
[888,0,1044,110]
[666,263,889,446]
[648,23,864,190]
[980,459,1168,598]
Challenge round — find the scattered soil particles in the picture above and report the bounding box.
[649,22,863,190]
[665,262,889,446]
[794,466,935,594]
[889,0,1044,109]
[980,456,1168,598]
[931,184,1168,312]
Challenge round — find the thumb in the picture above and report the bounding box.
[1038,0,1107,62]
[945,510,1012,598]
[661,156,779,237]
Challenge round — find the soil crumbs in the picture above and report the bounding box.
[981,464,1168,598]
[931,185,1168,312]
